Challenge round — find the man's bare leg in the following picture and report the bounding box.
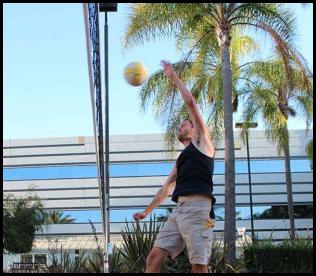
[145,246,170,273]
[191,264,209,273]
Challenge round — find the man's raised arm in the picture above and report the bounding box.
[161,60,209,138]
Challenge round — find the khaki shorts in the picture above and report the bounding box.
[153,199,215,265]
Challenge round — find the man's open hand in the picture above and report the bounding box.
[161,60,175,79]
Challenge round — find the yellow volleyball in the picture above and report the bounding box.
[124,62,148,86]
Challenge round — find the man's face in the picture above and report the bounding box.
[177,120,194,143]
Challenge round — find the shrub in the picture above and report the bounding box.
[244,237,313,273]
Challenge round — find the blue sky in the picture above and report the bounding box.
[4,3,313,140]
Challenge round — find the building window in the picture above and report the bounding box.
[34,254,47,265]
[253,205,313,219]
[20,254,32,264]
[75,249,80,263]
[212,205,313,220]
[3,158,312,181]
[44,208,168,223]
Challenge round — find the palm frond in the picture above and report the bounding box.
[123,4,203,50]
[240,57,313,154]
[229,4,296,43]
[228,3,307,92]
[230,31,259,65]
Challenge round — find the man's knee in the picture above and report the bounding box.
[146,247,169,267]
[191,263,209,273]
[146,251,157,267]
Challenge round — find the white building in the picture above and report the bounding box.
[3,130,313,270]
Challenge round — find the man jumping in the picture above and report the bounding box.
[133,61,216,273]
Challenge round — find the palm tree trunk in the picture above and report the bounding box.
[283,126,296,240]
[219,34,236,265]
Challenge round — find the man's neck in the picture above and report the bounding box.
[182,139,191,148]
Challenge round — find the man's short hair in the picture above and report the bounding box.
[183,118,194,127]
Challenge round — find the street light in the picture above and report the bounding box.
[235,122,258,242]
[99,3,117,273]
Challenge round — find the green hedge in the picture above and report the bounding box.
[244,239,313,273]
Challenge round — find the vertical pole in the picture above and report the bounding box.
[104,11,110,273]
[246,130,255,241]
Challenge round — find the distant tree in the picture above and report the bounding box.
[44,211,76,224]
[3,193,46,254]
[254,205,313,219]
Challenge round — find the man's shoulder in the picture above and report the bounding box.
[192,136,215,158]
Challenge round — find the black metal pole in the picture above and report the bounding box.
[98,3,117,273]
[104,11,110,273]
[246,130,255,241]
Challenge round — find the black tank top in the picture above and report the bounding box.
[172,142,216,209]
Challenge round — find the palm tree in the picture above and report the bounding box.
[240,58,312,239]
[124,3,298,263]
[305,139,313,169]
[129,29,257,264]
[44,211,76,224]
